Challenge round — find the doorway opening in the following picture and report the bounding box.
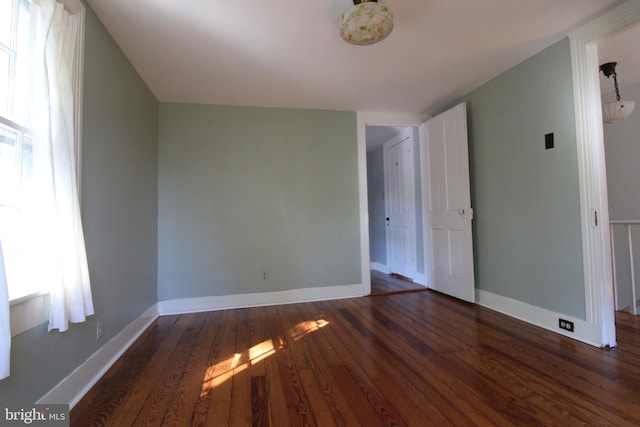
[365,124,426,295]
[597,21,640,333]
[569,0,640,347]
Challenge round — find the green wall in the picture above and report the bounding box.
[158,104,361,300]
[0,6,591,405]
[442,38,586,319]
[0,1,159,403]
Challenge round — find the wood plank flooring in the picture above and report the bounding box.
[71,290,640,426]
[369,270,425,295]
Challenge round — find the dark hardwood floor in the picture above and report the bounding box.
[71,289,640,426]
[370,270,425,295]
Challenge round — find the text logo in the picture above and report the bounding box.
[2,405,69,426]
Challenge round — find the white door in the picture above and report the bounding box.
[384,130,417,279]
[420,103,475,302]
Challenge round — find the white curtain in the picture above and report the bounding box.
[0,243,10,380]
[30,0,94,332]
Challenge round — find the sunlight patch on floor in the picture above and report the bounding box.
[200,339,275,394]
[200,318,330,394]
[289,319,329,341]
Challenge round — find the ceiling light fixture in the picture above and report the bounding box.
[599,62,636,123]
[340,0,393,46]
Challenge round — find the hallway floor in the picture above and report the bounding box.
[370,270,425,295]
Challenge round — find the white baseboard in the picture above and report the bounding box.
[35,284,606,410]
[476,289,604,347]
[370,262,389,274]
[413,272,427,286]
[36,283,362,408]
[37,304,159,408]
[158,283,363,315]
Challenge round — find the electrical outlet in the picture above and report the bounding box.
[261,271,269,282]
[559,318,574,332]
[96,320,104,340]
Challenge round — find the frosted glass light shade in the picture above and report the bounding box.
[340,2,393,46]
[602,100,636,123]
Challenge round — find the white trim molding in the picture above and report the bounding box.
[569,0,640,348]
[157,284,362,315]
[477,290,603,347]
[38,304,159,409]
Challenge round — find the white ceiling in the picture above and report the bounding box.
[87,0,621,116]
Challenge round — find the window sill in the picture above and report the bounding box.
[9,292,49,337]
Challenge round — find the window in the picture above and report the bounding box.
[1,0,92,381]
[0,0,31,125]
[0,0,91,335]
[0,0,37,301]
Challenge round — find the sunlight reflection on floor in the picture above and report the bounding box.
[199,318,329,394]
[289,319,329,341]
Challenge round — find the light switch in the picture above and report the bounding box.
[545,133,554,150]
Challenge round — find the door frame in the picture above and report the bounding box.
[357,113,427,295]
[569,0,640,347]
[383,128,417,279]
